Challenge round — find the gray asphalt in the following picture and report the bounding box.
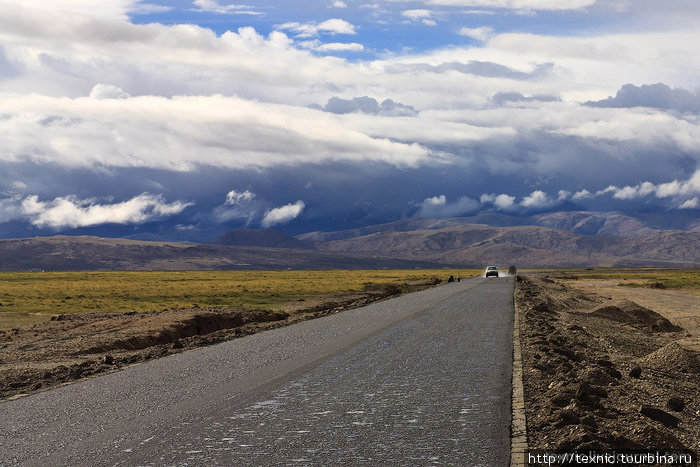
[1,276,514,466]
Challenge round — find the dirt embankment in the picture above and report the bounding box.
[0,281,431,401]
[517,275,699,459]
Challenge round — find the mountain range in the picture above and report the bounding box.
[1,211,698,271]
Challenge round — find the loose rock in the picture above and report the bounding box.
[640,406,680,428]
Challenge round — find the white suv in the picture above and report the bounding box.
[485,266,499,278]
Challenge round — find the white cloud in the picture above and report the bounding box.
[612,181,656,200]
[572,189,592,200]
[480,193,516,210]
[13,0,139,20]
[406,0,597,11]
[402,9,433,19]
[416,195,479,217]
[20,193,191,229]
[458,26,493,41]
[215,189,257,223]
[0,94,432,170]
[679,197,699,209]
[261,200,305,228]
[315,42,365,52]
[402,9,437,26]
[129,3,172,15]
[89,83,130,99]
[332,1,348,7]
[520,190,555,209]
[478,170,700,213]
[225,189,255,206]
[192,0,262,15]
[278,19,357,38]
[582,171,700,202]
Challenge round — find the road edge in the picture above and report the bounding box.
[511,277,528,467]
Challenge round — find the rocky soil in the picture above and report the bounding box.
[517,275,699,460]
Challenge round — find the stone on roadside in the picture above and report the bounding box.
[640,406,680,428]
[629,365,642,378]
[667,397,685,412]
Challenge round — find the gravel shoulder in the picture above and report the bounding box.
[516,275,699,458]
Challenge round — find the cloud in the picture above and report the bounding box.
[319,96,419,116]
[586,83,700,114]
[261,200,306,228]
[332,1,348,7]
[480,193,516,210]
[2,2,700,238]
[402,9,438,26]
[679,198,699,209]
[277,19,357,38]
[13,0,140,20]
[458,26,493,41]
[89,83,131,99]
[225,189,255,205]
[491,91,559,105]
[520,190,556,209]
[394,0,597,11]
[214,189,258,223]
[19,193,191,229]
[314,42,364,52]
[192,0,262,15]
[0,94,432,170]
[415,195,480,217]
[475,169,700,214]
[387,61,555,81]
[572,189,592,200]
[128,3,172,15]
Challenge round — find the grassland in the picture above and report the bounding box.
[572,268,700,290]
[0,269,480,329]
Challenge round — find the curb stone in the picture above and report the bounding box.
[511,277,528,467]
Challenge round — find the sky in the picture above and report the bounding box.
[1,0,700,240]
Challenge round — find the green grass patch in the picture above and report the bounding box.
[0,269,480,329]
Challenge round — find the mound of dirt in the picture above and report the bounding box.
[590,299,683,332]
[517,276,699,457]
[638,342,700,375]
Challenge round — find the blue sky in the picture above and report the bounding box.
[0,0,699,240]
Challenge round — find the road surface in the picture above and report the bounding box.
[1,276,514,466]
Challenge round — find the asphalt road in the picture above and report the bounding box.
[1,276,514,466]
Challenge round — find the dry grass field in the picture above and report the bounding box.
[574,269,700,290]
[0,269,480,329]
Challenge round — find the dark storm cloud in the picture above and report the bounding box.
[586,83,700,113]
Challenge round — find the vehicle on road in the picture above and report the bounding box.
[485,266,499,278]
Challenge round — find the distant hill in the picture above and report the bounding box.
[300,210,700,241]
[212,228,314,249]
[531,211,658,237]
[302,224,700,268]
[1,209,699,271]
[0,236,448,271]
